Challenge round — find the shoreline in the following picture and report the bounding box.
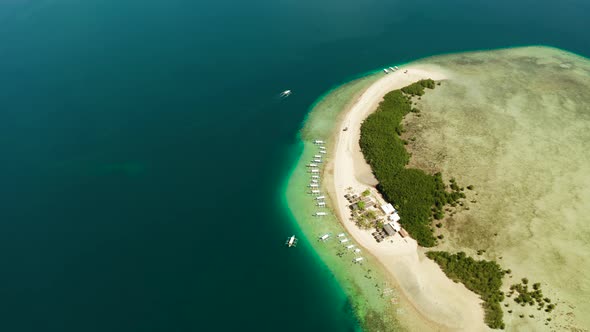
[323,65,489,331]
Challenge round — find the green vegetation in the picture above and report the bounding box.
[362,189,371,197]
[509,280,555,312]
[401,79,435,96]
[426,251,506,329]
[359,80,464,246]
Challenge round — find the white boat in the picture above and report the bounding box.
[317,202,326,207]
[286,235,298,247]
[314,140,325,145]
[319,234,330,241]
[394,66,399,70]
[337,233,346,237]
[319,146,326,150]
[310,183,319,188]
[311,179,319,183]
[319,151,327,154]
[315,212,327,216]
[346,245,355,249]
[340,238,349,244]
[313,159,322,163]
[383,69,389,74]
[308,163,317,167]
[311,175,320,179]
[354,248,361,253]
[311,190,320,194]
[314,155,322,158]
[389,66,395,71]
[280,90,292,98]
[311,169,319,173]
[353,257,364,263]
[316,196,325,200]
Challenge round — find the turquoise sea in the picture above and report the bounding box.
[0,0,588,331]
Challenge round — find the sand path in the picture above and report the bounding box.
[324,65,488,331]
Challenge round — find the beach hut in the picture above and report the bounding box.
[399,228,409,238]
[388,213,401,222]
[383,223,397,237]
[380,203,395,215]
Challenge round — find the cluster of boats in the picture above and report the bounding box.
[287,139,365,263]
[383,66,399,74]
[286,139,326,248]
[308,140,326,202]
[318,232,364,263]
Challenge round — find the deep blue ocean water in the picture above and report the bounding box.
[0,0,588,331]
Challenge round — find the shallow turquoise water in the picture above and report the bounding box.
[0,0,588,331]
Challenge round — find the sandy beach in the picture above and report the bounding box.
[323,65,489,331]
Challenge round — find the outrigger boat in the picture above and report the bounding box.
[286,235,298,247]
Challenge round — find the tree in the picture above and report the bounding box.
[426,251,505,329]
[359,82,467,247]
[358,201,366,210]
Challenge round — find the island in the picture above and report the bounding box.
[285,46,590,331]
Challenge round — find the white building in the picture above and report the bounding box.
[380,203,396,215]
[388,212,400,223]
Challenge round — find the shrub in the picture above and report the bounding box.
[427,251,505,329]
[358,201,366,210]
[359,81,466,246]
[400,79,436,96]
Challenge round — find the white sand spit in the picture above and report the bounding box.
[324,65,488,331]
